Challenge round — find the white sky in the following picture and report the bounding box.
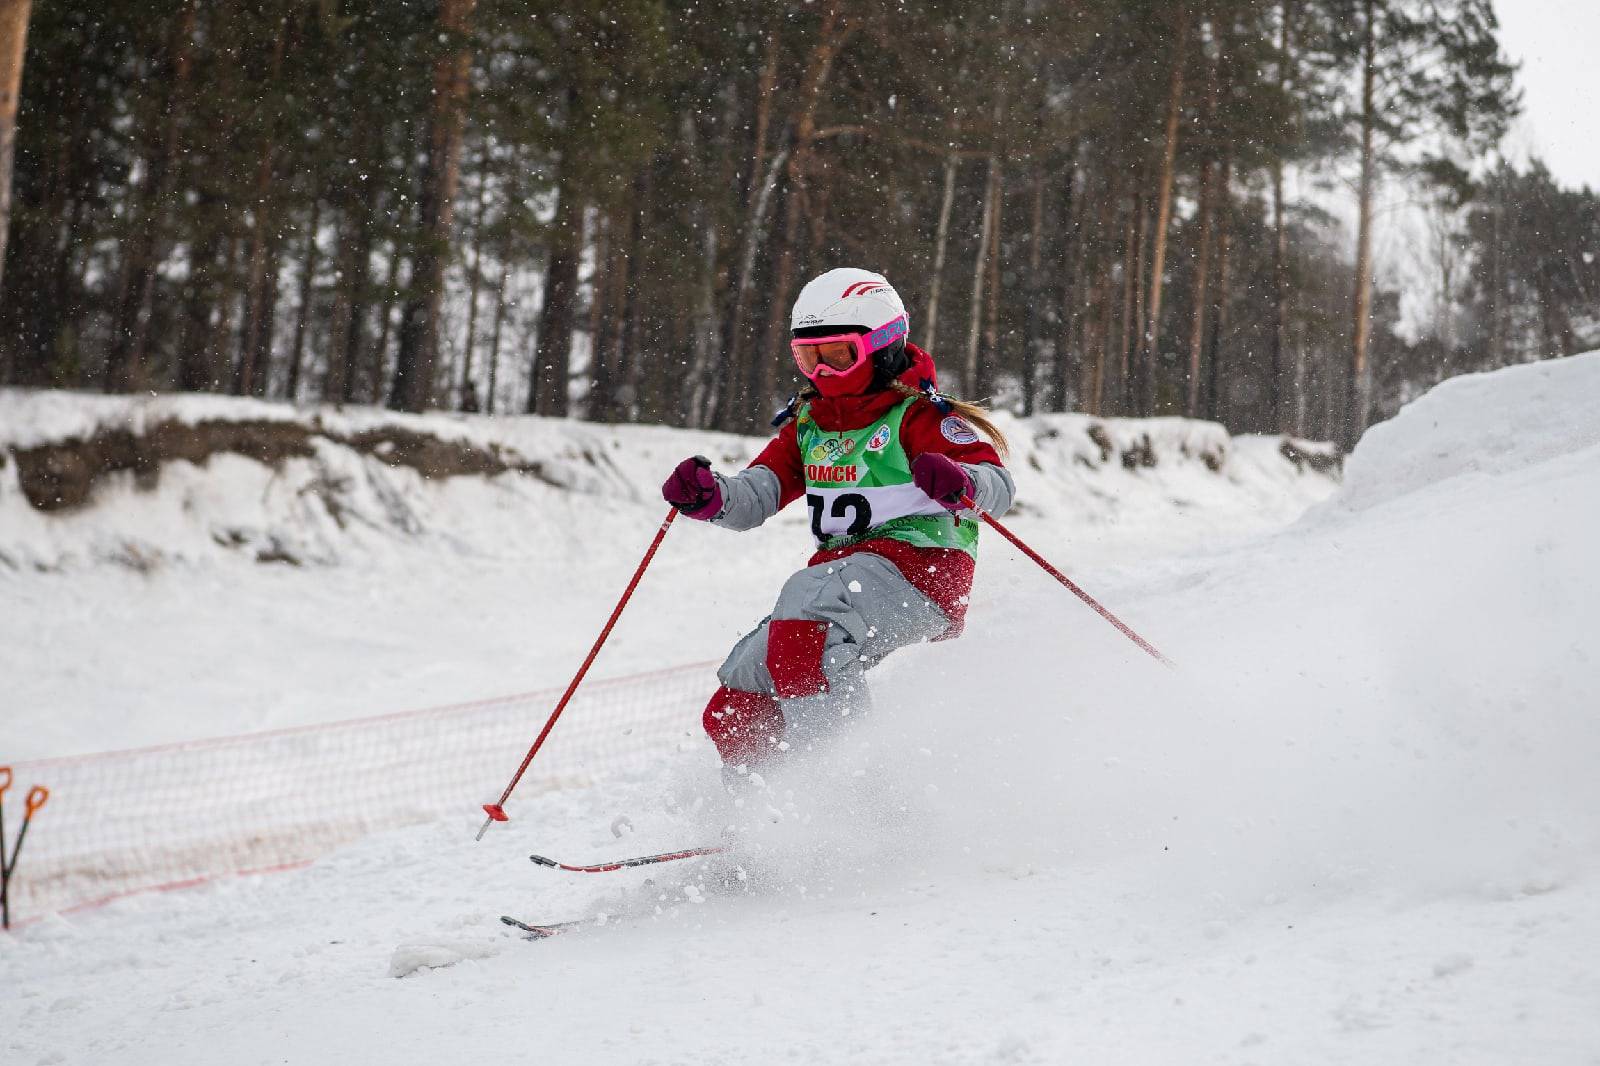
[1492,0,1600,191]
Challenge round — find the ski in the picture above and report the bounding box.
[500,914,588,940]
[499,908,678,940]
[527,845,724,874]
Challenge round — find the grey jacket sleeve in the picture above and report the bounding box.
[962,462,1016,518]
[708,465,784,531]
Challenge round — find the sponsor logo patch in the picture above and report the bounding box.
[940,416,979,445]
[806,464,859,484]
[807,437,855,462]
[866,424,892,452]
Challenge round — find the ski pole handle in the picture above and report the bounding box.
[24,786,47,818]
[0,766,11,801]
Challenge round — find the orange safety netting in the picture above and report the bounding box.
[5,661,716,920]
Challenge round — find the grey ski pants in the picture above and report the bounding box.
[713,551,952,753]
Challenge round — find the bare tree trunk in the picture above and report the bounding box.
[1055,150,1082,412]
[249,246,283,396]
[234,167,278,396]
[1138,3,1192,417]
[0,0,32,306]
[528,112,580,416]
[1095,186,1122,416]
[980,173,1004,401]
[391,0,477,412]
[1206,155,1233,422]
[486,262,509,416]
[1020,162,1045,414]
[1186,156,1215,417]
[748,23,780,216]
[1347,0,1376,448]
[581,211,612,420]
[286,193,321,402]
[1122,186,1148,414]
[1186,21,1219,417]
[9,97,87,385]
[1270,0,1296,431]
[334,190,377,404]
[176,199,224,392]
[204,234,244,391]
[102,0,197,392]
[712,24,781,430]
[1088,171,1113,416]
[370,207,408,405]
[234,12,289,397]
[1091,265,1113,415]
[924,150,959,352]
[1486,171,1504,368]
[688,182,723,425]
[759,181,805,417]
[965,154,999,397]
[459,141,490,412]
[612,202,644,422]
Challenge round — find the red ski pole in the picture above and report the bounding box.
[962,496,1174,668]
[0,768,10,929]
[476,508,679,840]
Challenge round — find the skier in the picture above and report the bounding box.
[662,267,1015,771]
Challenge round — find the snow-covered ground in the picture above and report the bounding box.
[5,354,1598,1065]
[0,392,1334,759]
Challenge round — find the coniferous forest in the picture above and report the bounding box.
[0,0,1595,448]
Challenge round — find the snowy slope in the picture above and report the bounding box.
[3,355,1596,1064]
[1,391,1336,758]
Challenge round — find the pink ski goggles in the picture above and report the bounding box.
[790,315,908,380]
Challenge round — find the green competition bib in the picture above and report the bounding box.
[797,396,980,556]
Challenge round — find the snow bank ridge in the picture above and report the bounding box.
[0,388,1341,571]
[1338,350,1600,513]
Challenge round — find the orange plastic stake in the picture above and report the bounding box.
[3,782,49,929]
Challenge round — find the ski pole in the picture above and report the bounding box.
[961,495,1174,668]
[2,784,48,930]
[0,767,9,929]
[476,507,679,840]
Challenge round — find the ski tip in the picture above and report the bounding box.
[528,853,559,868]
[500,914,566,940]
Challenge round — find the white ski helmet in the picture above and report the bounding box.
[790,268,908,335]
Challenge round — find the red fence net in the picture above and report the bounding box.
[5,661,717,920]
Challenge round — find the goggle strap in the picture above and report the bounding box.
[862,316,909,353]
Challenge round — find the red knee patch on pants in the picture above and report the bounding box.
[703,686,784,766]
[766,619,830,698]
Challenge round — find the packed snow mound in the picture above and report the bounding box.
[1338,349,1600,513]
[0,388,1338,571]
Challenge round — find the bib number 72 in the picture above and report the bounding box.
[808,492,873,540]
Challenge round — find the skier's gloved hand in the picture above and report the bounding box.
[912,452,976,511]
[662,455,723,519]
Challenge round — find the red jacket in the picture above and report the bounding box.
[747,343,1003,634]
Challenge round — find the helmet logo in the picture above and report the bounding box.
[841,281,889,298]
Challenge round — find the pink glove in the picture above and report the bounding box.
[912,453,975,511]
[662,456,722,519]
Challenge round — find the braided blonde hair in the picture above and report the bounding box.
[888,381,1010,458]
